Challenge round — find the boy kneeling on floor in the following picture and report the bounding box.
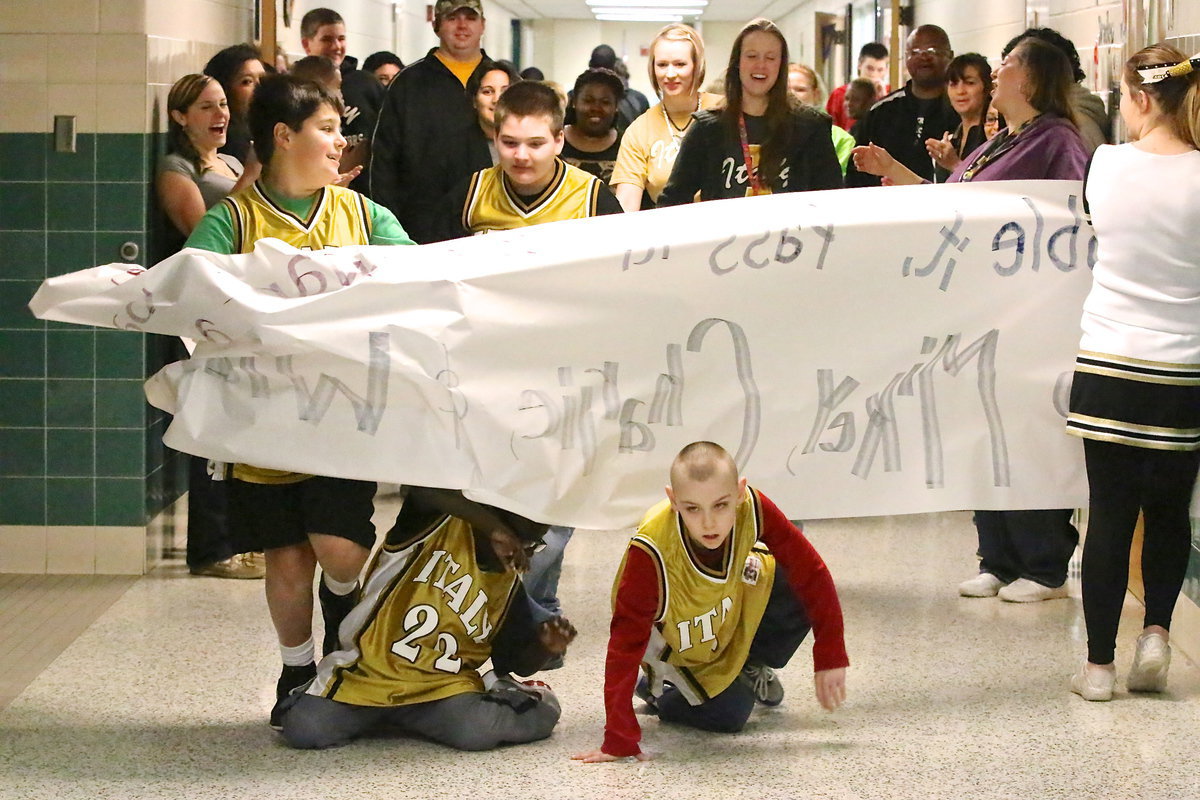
[280,486,575,751]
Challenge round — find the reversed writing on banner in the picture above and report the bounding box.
[29,181,1095,527]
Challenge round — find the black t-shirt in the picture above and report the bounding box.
[561,137,622,183]
[658,108,843,205]
[339,68,385,193]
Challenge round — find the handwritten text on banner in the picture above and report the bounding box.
[30,181,1094,528]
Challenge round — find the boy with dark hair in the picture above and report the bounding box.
[844,77,877,138]
[362,50,404,86]
[290,55,341,92]
[186,74,413,728]
[826,41,890,129]
[279,487,576,750]
[299,7,383,192]
[574,442,848,762]
[439,80,622,240]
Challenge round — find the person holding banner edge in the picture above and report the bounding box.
[1064,45,1200,701]
[853,37,1090,603]
[438,80,622,640]
[185,73,414,728]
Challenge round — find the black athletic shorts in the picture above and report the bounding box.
[228,476,378,552]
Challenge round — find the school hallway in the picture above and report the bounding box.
[1,506,1197,800]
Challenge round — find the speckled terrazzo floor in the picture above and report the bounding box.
[1,510,1197,800]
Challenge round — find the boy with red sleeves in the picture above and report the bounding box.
[574,441,848,762]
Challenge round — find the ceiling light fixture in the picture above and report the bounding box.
[586,0,707,6]
[592,8,703,15]
[593,12,688,21]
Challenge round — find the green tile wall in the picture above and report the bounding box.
[0,131,187,529]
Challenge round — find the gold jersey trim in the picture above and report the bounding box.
[313,515,521,707]
[462,159,603,233]
[222,182,371,254]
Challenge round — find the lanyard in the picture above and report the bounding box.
[738,114,767,195]
[960,114,1041,182]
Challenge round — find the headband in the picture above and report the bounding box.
[1136,53,1200,85]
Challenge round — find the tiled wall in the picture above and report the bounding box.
[0,0,252,574]
[0,130,187,573]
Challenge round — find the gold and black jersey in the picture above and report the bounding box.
[462,158,605,233]
[614,488,776,704]
[221,181,373,484]
[308,515,521,707]
[222,181,373,254]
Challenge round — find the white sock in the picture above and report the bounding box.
[322,574,358,596]
[280,638,315,667]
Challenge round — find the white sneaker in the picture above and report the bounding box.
[958,572,1006,597]
[1127,632,1171,693]
[1070,661,1115,701]
[997,578,1068,603]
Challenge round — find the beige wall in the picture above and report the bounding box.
[528,19,677,99]
[0,0,255,135]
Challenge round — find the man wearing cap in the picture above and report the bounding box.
[370,0,494,243]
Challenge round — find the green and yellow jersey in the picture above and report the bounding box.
[185,180,413,484]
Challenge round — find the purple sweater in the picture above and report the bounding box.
[948,114,1089,183]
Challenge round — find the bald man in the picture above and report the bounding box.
[574,441,849,763]
[846,24,960,187]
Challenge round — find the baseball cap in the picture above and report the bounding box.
[435,0,483,17]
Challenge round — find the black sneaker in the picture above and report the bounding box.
[318,577,358,657]
[634,676,659,715]
[741,662,784,706]
[270,662,316,730]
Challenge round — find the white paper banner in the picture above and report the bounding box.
[30,181,1095,528]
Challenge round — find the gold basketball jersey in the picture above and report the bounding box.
[615,488,776,703]
[222,182,373,254]
[462,159,604,233]
[222,181,374,484]
[310,515,520,707]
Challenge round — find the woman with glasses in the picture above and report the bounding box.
[853,38,1090,604]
